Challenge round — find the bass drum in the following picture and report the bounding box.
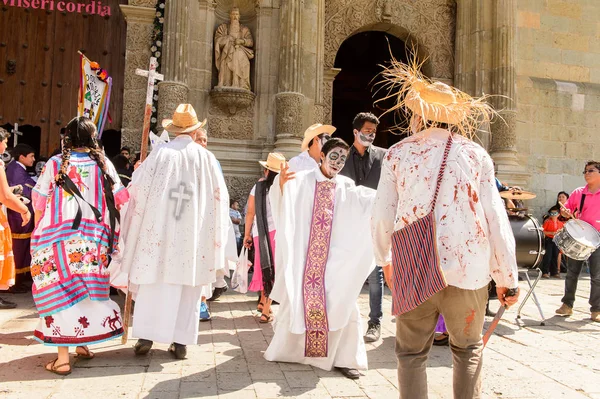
[509,215,544,269]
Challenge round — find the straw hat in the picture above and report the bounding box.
[162,104,207,134]
[259,152,286,173]
[404,81,466,125]
[377,57,496,138]
[301,124,337,152]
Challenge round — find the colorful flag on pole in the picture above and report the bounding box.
[78,53,112,138]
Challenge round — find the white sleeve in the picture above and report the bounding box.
[371,154,398,266]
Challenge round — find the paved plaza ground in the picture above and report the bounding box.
[0,271,599,399]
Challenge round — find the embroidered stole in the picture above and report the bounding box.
[303,180,336,357]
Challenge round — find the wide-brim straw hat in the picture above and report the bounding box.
[162,104,207,134]
[377,57,496,138]
[259,152,286,173]
[301,124,337,151]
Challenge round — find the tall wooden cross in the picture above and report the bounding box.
[135,57,164,162]
[121,57,164,344]
[11,123,22,146]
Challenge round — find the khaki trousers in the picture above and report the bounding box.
[395,285,488,399]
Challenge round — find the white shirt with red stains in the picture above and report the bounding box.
[372,128,519,290]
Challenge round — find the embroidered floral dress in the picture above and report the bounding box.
[0,160,16,290]
[31,152,129,346]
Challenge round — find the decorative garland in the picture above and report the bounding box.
[149,0,166,134]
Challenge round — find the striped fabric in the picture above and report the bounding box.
[391,135,452,316]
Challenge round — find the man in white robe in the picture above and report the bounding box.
[287,124,335,173]
[265,138,376,379]
[119,104,230,359]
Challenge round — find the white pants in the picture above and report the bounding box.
[132,282,202,345]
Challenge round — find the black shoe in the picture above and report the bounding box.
[363,322,381,343]
[168,342,187,359]
[0,298,17,309]
[485,304,496,317]
[6,284,28,294]
[133,339,153,355]
[336,367,360,380]
[207,286,227,302]
[432,333,449,346]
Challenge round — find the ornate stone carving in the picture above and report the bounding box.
[224,175,260,210]
[275,92,305,137]
[210,87,256,115]
[120,4,156,23]
[324,0,455,78]
[207,100,254,140]
[491,111,517,152]
[214,7,255,90]
[157,81,190,131]
[128,0,157,7]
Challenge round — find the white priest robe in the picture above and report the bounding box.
[119,135,230,345]
[264,168,376,370]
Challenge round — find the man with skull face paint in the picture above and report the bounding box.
[340,112,387,343]
[265,138,378,380]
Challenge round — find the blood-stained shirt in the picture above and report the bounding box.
[372,128,518,290]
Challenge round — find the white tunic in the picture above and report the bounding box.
[265,168,376,370]
[287,150,318,173]
[119,135,230,287]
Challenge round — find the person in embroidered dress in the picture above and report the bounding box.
[243,152,285,323]
[371,60,519,398]
[0,128,31,310]
[287,124,335,173]
[119,104,230,359]
[6,144,37,292]
[265,138,377,380]
[31,117,128,375]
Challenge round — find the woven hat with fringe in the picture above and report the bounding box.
[162,104,207,134]
[377,57,496,138]
[301,124,337,151]
[259,152,286,173]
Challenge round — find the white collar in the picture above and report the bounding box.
[315,166,336,183]
[174,135,194,142]
[16,161,26,170]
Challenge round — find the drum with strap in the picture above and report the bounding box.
[553,219,600,261]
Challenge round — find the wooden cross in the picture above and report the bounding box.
[122,57,164,344]
[11,123,22,146]
[135,57,164,162]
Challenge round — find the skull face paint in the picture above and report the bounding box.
[321,147,348,178]
[355,131,375,147]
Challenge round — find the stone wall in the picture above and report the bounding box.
[516,0,600,216]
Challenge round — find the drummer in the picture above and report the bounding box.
[556,160,600,322]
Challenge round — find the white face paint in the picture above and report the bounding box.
[355,130,375,147]
[321,147,348,178]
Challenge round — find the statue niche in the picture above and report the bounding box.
[211,7,256,115]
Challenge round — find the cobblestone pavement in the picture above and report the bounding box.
[0,271,599,399]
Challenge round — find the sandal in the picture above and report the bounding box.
[75,346,95,359]
[259,313,273,323]
[257,302,265,312]
[45,359,72,376]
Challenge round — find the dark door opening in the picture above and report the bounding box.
[100,130,123,159]
[332,31,411,149]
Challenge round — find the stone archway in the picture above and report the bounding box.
[319,0,457,123]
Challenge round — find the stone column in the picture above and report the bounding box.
[321,68,341,124]
[273,0,306,158]
[157,0,190,130]
[490,0,528,186]
[120,2,157,152]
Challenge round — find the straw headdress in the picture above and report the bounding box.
[162,104,207,134]
[301,124,336,151]
[377,56,497,138]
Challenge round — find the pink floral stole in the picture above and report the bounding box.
[303,180,336,357]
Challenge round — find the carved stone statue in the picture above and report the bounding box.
[214,7,254,91]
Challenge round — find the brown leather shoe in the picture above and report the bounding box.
[591,312,600,322]
[555,303,573,317]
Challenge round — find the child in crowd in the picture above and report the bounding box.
[541,205,564,278]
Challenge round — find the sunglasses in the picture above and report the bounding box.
[583,168,599,175]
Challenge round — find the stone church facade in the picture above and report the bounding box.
[119,0,600,215]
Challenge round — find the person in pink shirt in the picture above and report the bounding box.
[556,160,600,322]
